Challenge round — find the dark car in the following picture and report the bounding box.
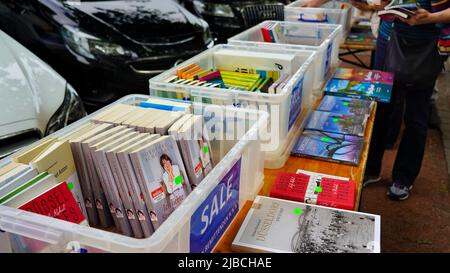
[0,0,213,112]
[179,0,293,43]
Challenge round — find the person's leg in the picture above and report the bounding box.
[391,85,434,188]
[365,85,400,178]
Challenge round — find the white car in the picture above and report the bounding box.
[0,30,86,158]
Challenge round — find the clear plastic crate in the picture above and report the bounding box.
[0,95,268,253]
[228,21,342,92]
[285,0,353,34]
[149,44,316,158]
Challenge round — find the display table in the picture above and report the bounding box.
[339,24,376,69]
[214,103,377,253]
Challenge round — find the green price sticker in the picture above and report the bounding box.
[343,102,349,106]
[322,137,331,142]
[332,118,339,122]
[315,186,323,193]
[293,208,303,215]
[203,145,209,154]
[174,175,183,185]
[68,182,74,191]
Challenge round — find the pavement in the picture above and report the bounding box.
[340,52,450,253]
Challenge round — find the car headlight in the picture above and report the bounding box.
[61,25,133,59]
[45,84,87,135]
[203,3,234,18]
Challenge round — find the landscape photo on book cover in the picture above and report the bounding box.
[233,196,379,253]
[292,130,364,165]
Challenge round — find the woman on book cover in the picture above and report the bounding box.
[160,154,188,209]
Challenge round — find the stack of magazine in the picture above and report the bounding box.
[291,95,374,165]
[0,98,215,239]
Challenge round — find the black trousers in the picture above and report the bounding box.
[367,37,444,187]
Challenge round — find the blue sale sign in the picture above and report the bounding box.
[190,158,241,253]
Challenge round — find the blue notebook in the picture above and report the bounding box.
[317,95,374,116]
[291,130,364,165]
[305,111,368,137]
[324,79,392,103]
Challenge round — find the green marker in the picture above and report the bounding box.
[293,208,302,215]
[315,186,322,193]
[68,182,74,191]
[322,137,331,142]
[174,175,183,185]
[343,102,349,106]
[203,145,209,154]
[332,118,339,122]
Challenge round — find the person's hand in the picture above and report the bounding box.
[351,0,374,12]
[401,8,436,25]
[302,0,329,7]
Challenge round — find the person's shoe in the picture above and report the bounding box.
[363,174,382,187]
[387,183,413,201]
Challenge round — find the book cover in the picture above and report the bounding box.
[317,95,374,116]
[232,196,381,253]
[345,32,376,46]
[18,181,86,225]
[269,172,355,210]
[334,68,394,85]
[291,130,364,165]
[130,136,192,229]
[324,79,392,103]
[305,111,367,136]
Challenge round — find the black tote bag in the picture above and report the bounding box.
[384,30,444,90]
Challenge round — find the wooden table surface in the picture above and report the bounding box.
[340,43,376,51]
[214,103,377,253]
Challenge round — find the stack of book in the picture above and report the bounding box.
[1,98,215,239]
[324,68,394,103]
[291,95,373,165]
[163,48,296,94]
[377,0,418,21]
[260,21,282,43]
[232,195,380,253]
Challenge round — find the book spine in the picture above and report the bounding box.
[107,152,144,238]
[129,152,162,231]
[261,28,273,42]
[70,142,99,226]
[82,143,113,227]
[96,151,134,237]
[91,150,121,231]
[117,152,154,237]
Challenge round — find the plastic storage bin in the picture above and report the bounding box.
[0,95,268,253]
[149,44,316,159]
[285,0,352,34]
[228,21,342,92]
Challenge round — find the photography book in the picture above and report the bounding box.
[232,196,381,253]
[317,95,375,116]
[270,172,355,210]
[305,111,368,137]
[324,68,394,103]
[291,130,365,165]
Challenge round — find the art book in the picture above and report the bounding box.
[324,68,394,103]
[270,172,356,210]
[291,130,364,165]
[130,136,192,229]
[232,196,381,253]
[305,111,368,137]
[317,95,375,116]
[345,32,376,46]
[378,0,418,20]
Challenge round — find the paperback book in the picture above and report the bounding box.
[291,130,365,165]
[270,172,355,210]
[317,95,375,116]
[232,196,381,253]
[305,111,368,137]
[324,68,394,103]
